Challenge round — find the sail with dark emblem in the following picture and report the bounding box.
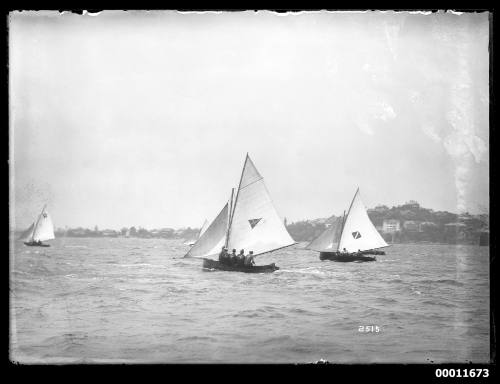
[21,205,55,246]
[226,154,296,256]
[337,189,388,253]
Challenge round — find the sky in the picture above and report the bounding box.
[9,10,490,230]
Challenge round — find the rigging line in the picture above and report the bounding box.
[253,242,298,257]
[237,177,264,192]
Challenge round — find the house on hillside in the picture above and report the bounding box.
[403,220,421,232]
[383,219,401,233]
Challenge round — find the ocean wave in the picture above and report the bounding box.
[176,335,218,342]
[421,299,458,308]
[260,335,293,345]
[417,279,464,287]
[276,268,328,276]
[234,306,286,319]
[376,297,399,304]
[386,278,403,284]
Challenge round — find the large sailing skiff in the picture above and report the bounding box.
[19,205,55,247]
[306,188,388,262]
[185,154,296,272]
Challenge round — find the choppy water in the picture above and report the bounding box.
[10,238,489,363]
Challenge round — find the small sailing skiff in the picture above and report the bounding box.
[19,205,55,247]
[306,188,388,262]
[184,219,209,246]
[185,154,296,273]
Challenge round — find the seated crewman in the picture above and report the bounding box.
[244,251,255,266]
[238,249,246,266]
[230,249,238,265]
[218,246,227,263]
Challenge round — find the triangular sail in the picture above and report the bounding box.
[306,217,343,252]
[19,222,35,241]
[184,203,229,258]
[337,189,388,253]
[227,155,296,256]
[184,219,209,246]
[32,210,55,242]
[198,219,209,238]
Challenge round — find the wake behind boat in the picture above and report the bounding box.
[19,205,55,247]
[306,188,388,262]
[185,153,296,273]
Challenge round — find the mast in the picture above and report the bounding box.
[31,204,47,242]
[226,153,249,247]
[225,188,234,248]
[337,210,346,251]
[337,188,359,251]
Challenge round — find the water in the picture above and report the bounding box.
[10,238,490,363]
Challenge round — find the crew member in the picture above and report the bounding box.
[218,246,227,263]
[230,249,238,265]
[244,251,255,266]
[238,249,246,266]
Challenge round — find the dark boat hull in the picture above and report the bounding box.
[320,251,376,262]
[24,242,50,247]
[202,258,279,273]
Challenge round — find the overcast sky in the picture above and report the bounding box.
[9,10,489,230]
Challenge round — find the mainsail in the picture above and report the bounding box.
[184,203,229,258]
[337,188,388,253]
[226,154,296,256]
[306,216,343,252]
[32,209,55,242]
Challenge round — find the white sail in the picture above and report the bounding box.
[32,210,55,242]
[184,219,209,246]
[185,203,229,258]
[337,189,388,253]
[19,222,35,242]
[227,154,295,256]
[306,217,343,252]
[199,219,209,237]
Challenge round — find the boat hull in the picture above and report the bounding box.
[202,258,279,273]
[319,251,376,262]
[24,242,50,247]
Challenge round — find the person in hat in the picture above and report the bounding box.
[230,249,238,266]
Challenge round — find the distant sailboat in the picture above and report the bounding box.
[306,188,388,262]
[185,153,296,273]
[184,219,209,246]
[20,205,55,247]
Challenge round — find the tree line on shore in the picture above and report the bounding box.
[50,201,489,245]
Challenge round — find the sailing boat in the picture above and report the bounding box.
[185,153,296,273]
[19,205,55,247]
[306,188,388,262]
[184,219,208,246]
